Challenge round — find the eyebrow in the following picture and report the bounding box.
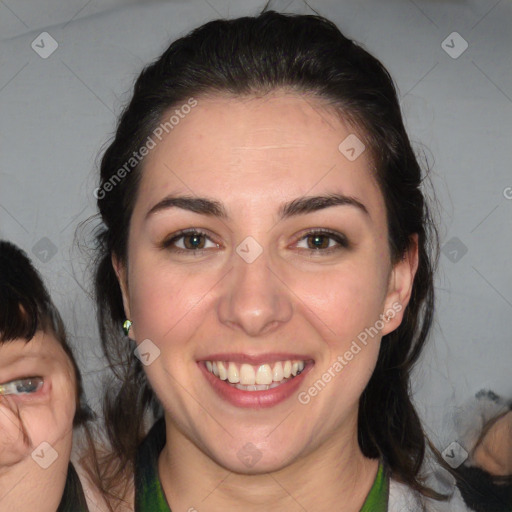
[145,193,369,221]
[278,193,369,219]
[146,196,227,220]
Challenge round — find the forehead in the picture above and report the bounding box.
[135,92,383,218]
[0,331,62,367]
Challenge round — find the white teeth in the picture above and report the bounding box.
[205,358,308,389]
[240,364,256,385]
[255,364,273,385]
[272,361,284,381]
[227,362,239,383]
[217,361,228,380]
[233,379,292,391]
[235,383,269,391]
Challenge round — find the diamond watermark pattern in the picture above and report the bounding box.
[441,32,468,59]
[32,237,58,263]
[31,32,58,59]
[134,338,161,366]
[441,236,468,263]
[442,441,468,469]
[338,134,366,161]
[237,442,263,468]
[236,236,263,264]
[31,441,58,469]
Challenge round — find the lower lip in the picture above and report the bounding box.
[198,361,314,409]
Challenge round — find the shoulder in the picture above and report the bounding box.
[388,478,424,511]
[71,431,135,512]
[71,458,111,511]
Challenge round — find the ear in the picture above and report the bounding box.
[380,234,419,336]
[112,253,132,322]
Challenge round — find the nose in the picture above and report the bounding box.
[217,250,293,337]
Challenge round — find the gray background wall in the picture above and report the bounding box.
[1,0,511,454]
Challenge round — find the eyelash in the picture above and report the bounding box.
[161,228,349,255]
[293,229,350,255]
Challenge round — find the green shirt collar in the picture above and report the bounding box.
[360,461,389,512]
[135,419,388,512]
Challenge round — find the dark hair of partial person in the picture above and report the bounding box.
[91,7,446,504]
[455,464,512,511]
[0,239,92,427]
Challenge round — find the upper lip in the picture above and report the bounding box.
[198,353,314,365]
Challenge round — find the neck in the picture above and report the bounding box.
[158,413,379,512]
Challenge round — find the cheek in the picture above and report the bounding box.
[290,259,389,341]
[13,385,76,448]
[128,256,219,342]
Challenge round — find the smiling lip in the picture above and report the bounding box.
[198,355,314,409]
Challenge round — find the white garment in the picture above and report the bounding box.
[387,389,511,511]
[389,478,471,512]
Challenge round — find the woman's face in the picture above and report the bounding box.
[0,331,76,467]
[116,92,417,472]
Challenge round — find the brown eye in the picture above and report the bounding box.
[163,229,219,252]
[306,234,330,249]
[295,230,349,253]
[183,233,207,249]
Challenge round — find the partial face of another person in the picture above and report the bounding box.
[0,331,76,468]
[116,92,417,472]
